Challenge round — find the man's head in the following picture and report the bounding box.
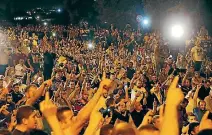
[111,123,136,135]
[188,122,200,135]
[181,98,189,109]
[188,114,197,123]
[37,77,44,85]
[134,102,143,111]
[100,124,114,135]
[13,83,20,93]
[118,102,126,113]
[138,124,159,135]
[25,84,38,99]
[16,106,37,130]
[198,100,206,111]
[152,115,160,129]
[6,94,13,103]
[57,106,74,130]
[203,80,210,89]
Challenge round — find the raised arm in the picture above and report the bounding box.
[160,76,184,135]
[26,79,52,106]
[83,96,106,135]
[72,79,111,131]
[193,84,201,108]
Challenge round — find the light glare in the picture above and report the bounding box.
[171,25,184,38]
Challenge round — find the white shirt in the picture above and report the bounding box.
[15,64,26,77]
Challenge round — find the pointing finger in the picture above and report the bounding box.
[45,91,50,102]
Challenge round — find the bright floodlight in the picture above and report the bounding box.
[88,43,93,49]
[53,33,56,37]
[171,25,184,38]
[57,9,61,12]
[143,19,149,25]
[44,22,47,26]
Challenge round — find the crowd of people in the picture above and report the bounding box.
[0,24,211,135]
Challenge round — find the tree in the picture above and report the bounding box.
[95,0,143,28]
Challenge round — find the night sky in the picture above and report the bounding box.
[0,0,62,10]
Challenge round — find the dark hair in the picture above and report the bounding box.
[0,128,11,135]
[182,98,189,104]
[198,100,206,106]
[28,129,48,135]
[138,124,159,132]
[12,83,19,88]
[198,129,212,135]
[57,106,71,121]
[100,124,114,135]
[188,122,200,134]
[106,98,115,108]
[16,106,36,124]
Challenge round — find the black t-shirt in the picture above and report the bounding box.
[44,52,56,66]
[11,91,24,104]
[198,86,211,100]
[130,110,146,127]
[109,110,130,125]
[12,129,28,135]
[127,67,135,79]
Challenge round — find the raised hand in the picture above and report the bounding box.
[166,76,184,106]
[199,111,212,131]
[40,92,57,118]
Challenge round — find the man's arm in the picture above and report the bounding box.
[72,79,111,131]
[83,96,106,135]
[26,79,52,106]
[160,76,184,135]
[193,84,201,108]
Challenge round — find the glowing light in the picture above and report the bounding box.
[57,9,61,12]
[171,25,184,38]
[44,22,47,26]
[53,33,56,37]
[88,43,93,49]
[143,19,149,25]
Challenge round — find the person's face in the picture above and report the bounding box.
[25,112,38,130]
[181,102,188,109]
[153,118,161,129]
[118,102,126,113]
[129,62,133,68]
[195,72,200,77]
[134,102,143,111]
[188,116,197,123]
[185,80,190,87]
[204,82,210,89]
[110,74,116,81]
[82,92,89,101]
[27,86,37,98]
[69,82,75,89]
[199,101,206,111]
[19,59,23,65]
[14,85,20,92]
[60,110,74,130]
[152,76,157,82]
[136,81,142,88]
[86,83,91,89]
[38,78,44,85]
[7,96,13,103]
